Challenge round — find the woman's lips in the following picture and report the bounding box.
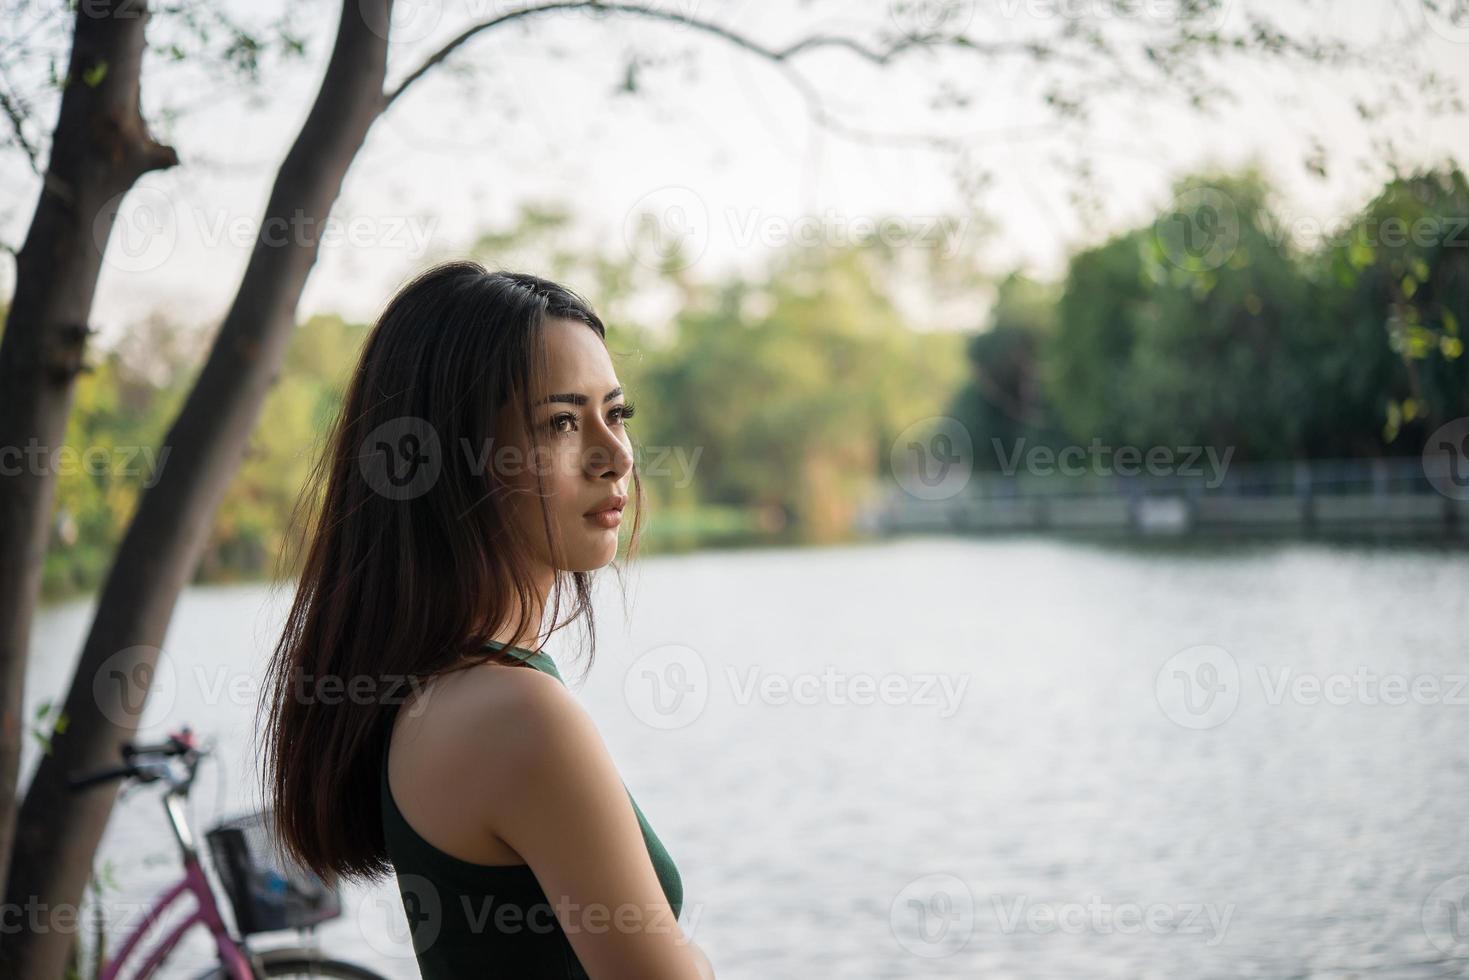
[584,508,622,528]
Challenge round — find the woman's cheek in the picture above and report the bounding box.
[561,440,587,478]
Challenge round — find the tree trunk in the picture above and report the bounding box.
[0,0,177,900]
[0,3,392,975]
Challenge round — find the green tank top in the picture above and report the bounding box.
[380,641,684,979]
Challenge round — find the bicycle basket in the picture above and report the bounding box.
[205,809,342,936]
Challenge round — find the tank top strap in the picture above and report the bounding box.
[484,639,563,681]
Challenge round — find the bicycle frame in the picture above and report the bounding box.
[100,854,252,979]
[98,782,253,979]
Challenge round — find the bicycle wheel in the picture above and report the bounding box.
[194,945,388,979]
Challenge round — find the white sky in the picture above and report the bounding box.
[2,0,1467,342]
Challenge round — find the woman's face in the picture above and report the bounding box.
[496,317,635,575]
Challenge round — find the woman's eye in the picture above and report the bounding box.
[549,403,635,436]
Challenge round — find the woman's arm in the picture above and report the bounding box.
[688,939,717,979]
[456,668,706,980]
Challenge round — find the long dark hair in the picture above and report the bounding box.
[259,260,644,882]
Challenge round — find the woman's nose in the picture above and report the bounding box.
[583,425,633,479]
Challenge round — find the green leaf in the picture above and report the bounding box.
[1383,400,1402,443]
[82,61,108,88]
[1406,327,1433,359]
[1348,239,1375,269]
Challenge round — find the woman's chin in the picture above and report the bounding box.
[564,537,620,571]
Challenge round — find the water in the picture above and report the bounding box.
[26,537,1469,978]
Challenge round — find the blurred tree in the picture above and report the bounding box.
[1315,167,1469,448]
[640,242,965,541]
[1043,171,1392,461]
[1044,228,1153,449]
[1129,171,1320,459]
[949,271,1062,470]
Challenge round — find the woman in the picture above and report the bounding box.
[260,261,714,979]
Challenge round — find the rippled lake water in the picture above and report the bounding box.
[26,537,1469,978]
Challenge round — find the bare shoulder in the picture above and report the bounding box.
[396,660,586,772]
[399,661,705,977]
[451,664,617,799]
[389,662,579,825]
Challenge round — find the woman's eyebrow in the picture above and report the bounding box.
[535,386,623,407]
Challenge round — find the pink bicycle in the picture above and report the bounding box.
[68,727,385,979]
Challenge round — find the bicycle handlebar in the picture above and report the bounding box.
[123,730,196,760]
[67,727,205,794]
[68,764,143,791]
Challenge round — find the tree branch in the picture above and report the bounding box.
[0,89,39,175]
[383,0,1064,108]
